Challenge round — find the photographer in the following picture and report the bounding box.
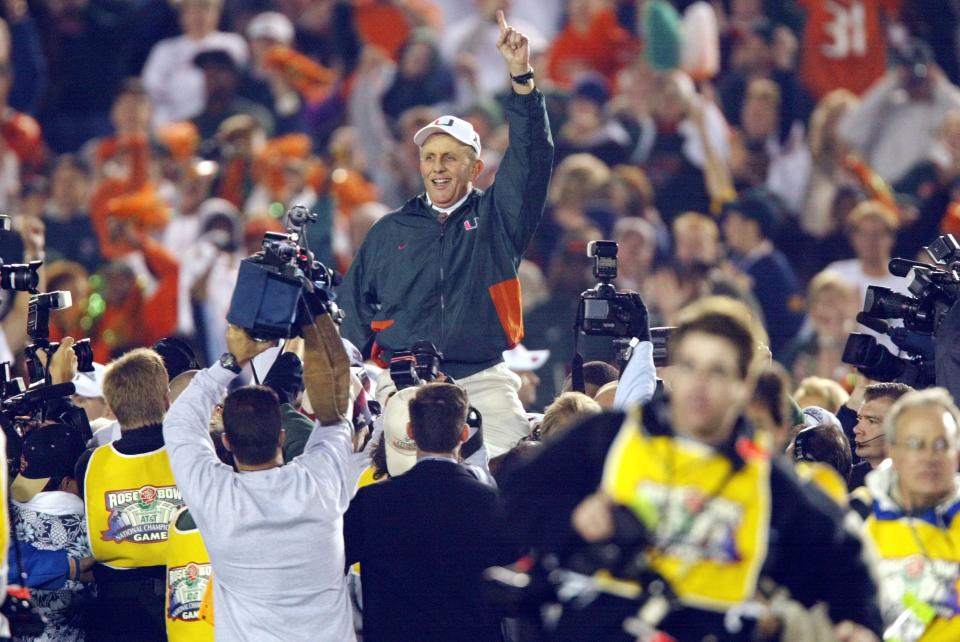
[339,11,553,457]
[838,39,960,185]
[500,297,883,641]
[162,307,357,641]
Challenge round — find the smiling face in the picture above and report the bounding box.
[418,134,483,209]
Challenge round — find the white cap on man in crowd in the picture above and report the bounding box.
[414,116,482,156]
[502,344,549,372]
[73,363,107,398]
[246,11,295,45]
[382,387,420,477]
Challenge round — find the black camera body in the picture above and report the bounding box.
[841,332,934,387]
[389,340,443,390]
[578,240,638,338]
[227,205,340,340]
[24,290,94,384]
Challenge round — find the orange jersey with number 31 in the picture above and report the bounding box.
[799,0,900,99]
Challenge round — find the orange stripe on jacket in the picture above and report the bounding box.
[488,278,523,348]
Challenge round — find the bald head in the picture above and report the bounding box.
[169,369,199,403]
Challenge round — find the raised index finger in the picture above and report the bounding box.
[496,9,508,33]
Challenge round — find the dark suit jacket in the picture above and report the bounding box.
[344,459,509,642]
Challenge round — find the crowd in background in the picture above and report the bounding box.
[0,0,955,639]
[0,0,947,412]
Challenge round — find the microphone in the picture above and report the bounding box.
[855,434,885,447]
[888,258,926,277]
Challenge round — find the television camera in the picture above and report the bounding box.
[227,205,342,340]
[842,234,960,386]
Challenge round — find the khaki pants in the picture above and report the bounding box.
[376,362,531,457]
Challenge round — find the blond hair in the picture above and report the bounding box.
[846,199,899,234]
[672,211,719,240]
[793,377,849,414]
[809,89,858,162]
[539,392,602,441]
[807,269,857,304]
[103,348,169,429]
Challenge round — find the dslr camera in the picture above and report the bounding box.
[24,291,94,384]
[227,205,341,340]
[577,240,639,338]
[389,340,443,390]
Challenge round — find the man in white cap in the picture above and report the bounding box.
[340,11,553,457]
[71,362,111,423]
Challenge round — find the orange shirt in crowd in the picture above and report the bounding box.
[546,8,637,90]
[353,0,442,61]
[799,0,900,99]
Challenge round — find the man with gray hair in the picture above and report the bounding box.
[852,387,960,638]
[339,11,553,457]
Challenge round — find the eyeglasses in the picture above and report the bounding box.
[893,436,955,454]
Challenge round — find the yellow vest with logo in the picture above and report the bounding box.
[865,508,960,640]
[84,444,184,568]
[601,406,771,611]
[165,508,213,642]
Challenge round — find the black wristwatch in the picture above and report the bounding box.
[510,68,535,86]
[219,352,242,374]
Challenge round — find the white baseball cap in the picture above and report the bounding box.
[413,116,481,156]
[381,387,420,477]
[503,344,549,372]
[73,363,107,398]
[246,11,295,45]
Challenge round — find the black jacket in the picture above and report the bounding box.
[500,399,884,641]
[339,89,554,379]
[344,459,513,642]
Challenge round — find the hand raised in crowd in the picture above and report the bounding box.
[495,10,531,78]
[48,336,78,385]
[19,215,45,262]
[226,324,278,367]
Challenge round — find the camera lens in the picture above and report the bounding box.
[73,339,94,373]
[863,286,917,321]
[0,264,39,292]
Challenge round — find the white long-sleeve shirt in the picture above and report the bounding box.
[142,32,249,129]
[613,340,657,410]
[163,363,357,642]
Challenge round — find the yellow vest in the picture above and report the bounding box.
[794,461,849,507]
[601,406,771,611]
[84,444,183,568]
[865,507,960,640]
[165,508,213,642]
[0,431,8,580]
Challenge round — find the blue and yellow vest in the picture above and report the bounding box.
[601,405,772,611]
[864,493,960,640]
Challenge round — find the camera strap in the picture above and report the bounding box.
[571,307,585,394]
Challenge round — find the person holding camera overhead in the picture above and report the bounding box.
[163,299,358,642]
[338,10,554,457]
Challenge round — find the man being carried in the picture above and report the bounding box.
[339,10,554,457]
